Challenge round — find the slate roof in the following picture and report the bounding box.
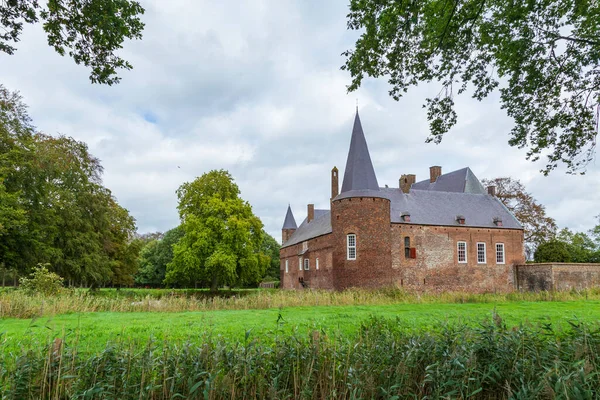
[412,167,486,194]
[340,111,380,193]
[282,209,332,247]
[281,187,522,248]
[282,205,297,229]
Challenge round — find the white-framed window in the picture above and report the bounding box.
[496,243,505,264]
[285,259,288,273]
[347,234,356,260]
[477,242,486,264]
[457,241,467,263]
[304,258,309,270]
[316,258,319,270]
[298,257,302,270]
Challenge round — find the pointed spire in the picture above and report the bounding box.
[282,205,297,229]
[340,110,379,193]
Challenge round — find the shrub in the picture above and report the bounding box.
[534,240,572,263]
[19,264,64,296]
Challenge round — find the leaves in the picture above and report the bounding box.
[165,170,269,289]
[1,0,145,85]
[344,0,600,174]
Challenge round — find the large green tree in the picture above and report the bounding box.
[482,177,556,258]
[1,0,145,85]
[343,0,600,174]
[166,170,269,291]
[261,231,281,281]
[0,84,138,285]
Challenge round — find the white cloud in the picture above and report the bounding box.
[2,0,598,242]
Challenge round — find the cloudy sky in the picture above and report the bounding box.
[3,0,599,241]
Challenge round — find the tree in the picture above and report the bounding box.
[482,177,556,258]
[343,0,600,174]
[135,226,183,287]
[165,170,269,291]
[0,84,138,286]
[590,215,600,247]
[534,240,572,263]
[261,231,281,281]
[556,228,597,263]
[1,0,145,85]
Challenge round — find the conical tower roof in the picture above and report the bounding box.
[341,111,379,193]
[282,205,297,229]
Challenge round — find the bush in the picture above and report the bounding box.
[534,240,572,263]
[19,264,64,296]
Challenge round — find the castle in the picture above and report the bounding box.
[280,111,525,291]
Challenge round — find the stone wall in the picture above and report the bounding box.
[516,263,600,291]
[392,224,525,293]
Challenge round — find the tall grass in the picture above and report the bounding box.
[2,287,600,319]
[1,316,599,399]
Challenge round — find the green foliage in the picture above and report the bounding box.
[344,0,600,174]
[166,170,268,290]
[18,264,64,296]
[261,231,281,281]
[535,240,572,262]
[0,0,145,84]
[135,227,184,286]
[3,317,600,398]
[0,84,138,286]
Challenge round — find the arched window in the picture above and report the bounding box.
[347,234,356,260]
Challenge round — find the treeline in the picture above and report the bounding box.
[0,85,139,287]
[0,85,280,289]
[535,224,600,263]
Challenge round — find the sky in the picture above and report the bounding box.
[3,0,599,242]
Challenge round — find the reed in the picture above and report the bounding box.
[2,287,600,319]
[1,316,599,399]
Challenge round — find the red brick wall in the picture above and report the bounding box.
[280,234,334,290]
[392,224,525,292]
[517,263,600,291]
[331,197,392,290]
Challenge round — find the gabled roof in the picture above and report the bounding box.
[282,209,332,247]
[340,111,379,193]
[282,205,297,229]
[412,167,486,194]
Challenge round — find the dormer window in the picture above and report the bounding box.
[493,217,503,227]
[401,211,411,222]
[456,215,466,225]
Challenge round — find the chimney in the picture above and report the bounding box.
[487,185,496,196]
[307,204,315,223]
[331,167,339,199]
[399,174,416,194]
[430,166,442,183]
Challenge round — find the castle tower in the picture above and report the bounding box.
[281,205,297,244]
[331,110,392,289]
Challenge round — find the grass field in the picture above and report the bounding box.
[3,289,600,398]
[3,299,600,354]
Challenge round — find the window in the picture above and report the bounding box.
[304,258,309,270]
[316,258,319,270]
[347,234,356,260]
[496,243,505,264]
[298,257,302,270]
[477,242,486,264]
[457,241,467,263]
[285,260,288,273]
[404,237,411,258]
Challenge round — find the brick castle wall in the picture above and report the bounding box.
[331,197,392,290]
[280,234,334,290]
[392,224,525,293]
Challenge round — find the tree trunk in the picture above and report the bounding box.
[210,276,219,292]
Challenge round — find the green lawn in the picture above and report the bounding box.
[2,300,600,354]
